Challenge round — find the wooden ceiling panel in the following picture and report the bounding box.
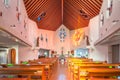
[23,0,103,31]
[63,0,103,30]
[23,0,62,31]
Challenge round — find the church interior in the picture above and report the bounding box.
[0,0,120,80]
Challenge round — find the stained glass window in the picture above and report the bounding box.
[59,28,66,42]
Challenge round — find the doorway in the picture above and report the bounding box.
[38,49,49,58]
[112,44,119,63]
[0,49,7,64]
[8,48,16,64]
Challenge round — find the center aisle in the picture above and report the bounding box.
[50,62,73,80]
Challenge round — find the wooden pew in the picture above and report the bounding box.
[68,59,120,80]
[73,63,120,80]
[0,58,58,80]
[28,58,58,78]
[28,57,58,71]
[20,58,58,79]
[0,67,45,80]
[78,64,120,68]
[88,78,118,80]
[67,58,100,80]
[67,58,95,71]
[67,58,120,80]
[1,64,51,80]
[0,78,28,80]
[79,68,120,80]
[70,62,106,80]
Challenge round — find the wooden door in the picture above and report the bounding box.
[10,48,16,64]
[112,44,119,63]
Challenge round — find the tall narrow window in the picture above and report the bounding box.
[58,28,66,42]
[4,0,9,7]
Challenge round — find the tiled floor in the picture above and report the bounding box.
[50,63,72,80]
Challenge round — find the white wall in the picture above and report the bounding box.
[98,0,120,43]
[38,29,55,50]
[54,25,70,55]
[18,46,38,63]
[0,0,30,45]
[18,19,39,63]
[89,15,108,61]
[94,0,120,62]
[27,19,39,47]
[0,0,40,63]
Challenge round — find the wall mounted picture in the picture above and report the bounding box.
[106,0,113,18]
[16,0,21,22]
[40,34,43,41]
[24,16,28,31]
[72,29,85,46]
[24,20,27,30]
[100,12,104,27]
[16,12,21,22]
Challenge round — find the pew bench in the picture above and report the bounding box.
[19,58,58,80]
[28,58,58,78]
[72,63,120,80]
[88,78,118,80]
[23,63,53,79]
[0,78,28,80]
[79,68,120,80]
[1,63,52,80]
[0,67,45,80]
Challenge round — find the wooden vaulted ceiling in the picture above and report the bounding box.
[23,0,103,31]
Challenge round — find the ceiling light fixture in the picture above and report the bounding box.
[37,11,46,22]
[79,9,90,19]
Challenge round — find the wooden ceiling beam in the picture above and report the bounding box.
[24,0,35,10]
[23,0,28,4]
[63,10,89,29]
[31,0,50,20]
[36,1,61,22]
[23,0,102,31]
[37,2,62,30]
[27,0,44,16]
[80,0,98,17]
[96,0,103,6]
[82,0,99,15]
[28,1,47,17]
[89,0,102,10]
[64,3,89,25]
[68,0,95,18]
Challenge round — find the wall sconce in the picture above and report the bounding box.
[37,11,46,22]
